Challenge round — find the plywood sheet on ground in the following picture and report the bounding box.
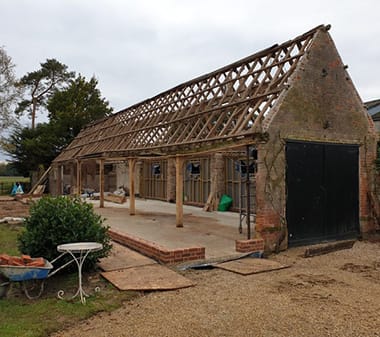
[216,258,289,275]
[101,264,195,291]
[98,242,156,272]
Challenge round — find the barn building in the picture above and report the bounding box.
[50,25,378,252]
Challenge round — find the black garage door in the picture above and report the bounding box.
[286,141,359,246]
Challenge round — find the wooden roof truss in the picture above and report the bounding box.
[54,25,326,163]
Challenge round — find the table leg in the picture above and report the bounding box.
[57,249,92,304]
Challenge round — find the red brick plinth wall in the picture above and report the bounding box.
[235,238,264,253]
[108,229,205,264]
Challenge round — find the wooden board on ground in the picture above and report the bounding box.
[216,258,289,275]
[98,242,156,272]
[104,194,126,204]
[101,264,195,291]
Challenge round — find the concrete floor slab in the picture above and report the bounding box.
[90,199,251,260]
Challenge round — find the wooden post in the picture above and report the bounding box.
[76,160,82,196]
[60,165,64,195]
[176,156,184,227]
[56,165,62,195]
[70,162,75,194]
[99,159,105,208]
[246,145,251,240]
[129,159,136,215]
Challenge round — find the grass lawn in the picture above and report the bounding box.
[0,222,137,337]
[0,177,30,183]
[0,176,30,195]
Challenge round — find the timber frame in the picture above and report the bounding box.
[52,25,330,227]
[52,23,378,247]
[54,25,326,162]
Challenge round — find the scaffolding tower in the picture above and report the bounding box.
[238,145,257,239]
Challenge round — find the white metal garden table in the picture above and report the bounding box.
[57,242,103,304]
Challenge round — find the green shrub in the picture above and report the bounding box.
[18,196,112,271]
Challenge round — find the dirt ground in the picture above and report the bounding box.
[0,198,30,219]
[50,240,380,337]
[2,198,379,336]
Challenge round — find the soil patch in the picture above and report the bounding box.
[0,199,30,219]
[52,241,380,337]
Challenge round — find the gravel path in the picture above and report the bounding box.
[52,241,380,337]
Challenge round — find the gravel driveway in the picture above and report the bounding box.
[52,241,380,337]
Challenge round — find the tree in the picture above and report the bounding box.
[4,123,62,176]
[16,59,74,129]
[0,162,19,176]
[47,75,113,143]
[5,74,112,175]
[0,46,20,136]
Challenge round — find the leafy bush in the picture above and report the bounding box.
[377,141,380,171]
[18,196,112,271]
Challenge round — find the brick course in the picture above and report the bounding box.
[108,229,205,264]
[235,239,264,253]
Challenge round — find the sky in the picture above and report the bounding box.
[0,0,379,160]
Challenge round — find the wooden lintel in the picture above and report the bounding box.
[52,135,266,168]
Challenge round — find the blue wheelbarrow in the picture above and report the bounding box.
[0,255,73,299]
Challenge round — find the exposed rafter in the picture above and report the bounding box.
[54,25,329,163]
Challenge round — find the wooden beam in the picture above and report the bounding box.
[176,156,184,227]
[104,194,126,204]
[56,165,62,195]
[203,191,214,212]
[70,163,75,193]
[29,166,52,195]
[99,159,105,208]
[304,240,356,258]
[76,160,82,196]
[246,145,251,240]
[129,158,136,215]
[51,26,322,164]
